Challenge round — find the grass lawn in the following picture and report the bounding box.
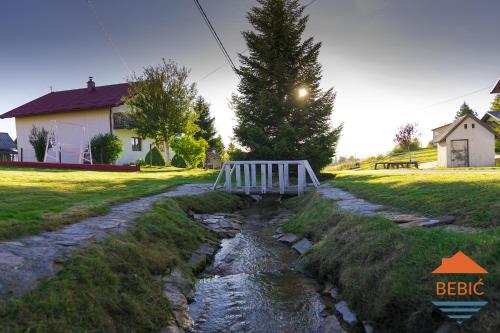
[0,166,217,240]
[329,171,500,227]
[326,147,437,171]
[283,193,500,333]
[358,147,437,170]
[0,192,243,332]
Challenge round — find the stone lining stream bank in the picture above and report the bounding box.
[317,185,474,232]
[0,183,212,298]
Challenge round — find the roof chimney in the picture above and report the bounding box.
[87,76,96,92]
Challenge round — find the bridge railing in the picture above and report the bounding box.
[212,160,320,195]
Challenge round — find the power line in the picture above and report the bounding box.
[193,0,238,74]
[84,0,132,75]
[304,0,319,8]
[412,84,494,113]
[195,0,321,83]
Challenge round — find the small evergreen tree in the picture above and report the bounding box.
[455,102,478,119]
[490,94,500,112]
[193,96,225,162]
[145,146,166,166]
[28,126,51,162]
[232,0,342,172]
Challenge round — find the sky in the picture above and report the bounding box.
[0,0,499,158]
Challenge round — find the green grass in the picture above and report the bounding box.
[283,193,500,333]
[0,166,217,240]
[329,171,500,227]
[0,192,242,333]
[355,148,437,170]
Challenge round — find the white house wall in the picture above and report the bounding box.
[16,108,111,163]
[111,105,174,165]
[113,129,155,165]
[437,141,447,167]
[444,117,495,167]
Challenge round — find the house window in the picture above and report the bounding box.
[131,137,142,151]
[464,124,467,129]
[472,123,475,128]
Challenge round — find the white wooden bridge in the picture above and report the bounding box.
[213,160,320,195]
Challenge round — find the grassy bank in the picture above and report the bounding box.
[327,148,437,171]
[0,166,216,240]
[283,193,500,333]
[329,171,500,227]
[0,192,242,332]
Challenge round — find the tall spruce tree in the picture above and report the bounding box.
[232,0,342,172]
[455,101,478,119]
[193,96,224,155]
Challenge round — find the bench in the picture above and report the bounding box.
[374,161,419,169]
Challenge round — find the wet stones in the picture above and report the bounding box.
[320,315,346,333]
[278,233,299,244]
[419,215,456,227]
[162,268,198,332]
[163,282,192,330]
[292,238,313,255]
[193,214,242,238]
[335,301,358,326]
[187,243,216,271]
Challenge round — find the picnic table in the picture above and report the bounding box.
[374,161,419,169]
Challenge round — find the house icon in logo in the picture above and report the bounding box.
[431,251,488,324]
[432,251,488,274]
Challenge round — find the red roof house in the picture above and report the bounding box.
[1,78,154,165]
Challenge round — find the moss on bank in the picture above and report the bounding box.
[283,193,500,333]
[0,192,242,333]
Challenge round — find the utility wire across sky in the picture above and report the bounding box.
[193,0,238,75]
[195,0,320,83]
[84,0,132,75]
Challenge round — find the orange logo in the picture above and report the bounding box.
[431,251,488,325]
[432,251,488,274]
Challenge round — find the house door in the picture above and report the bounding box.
[451,140,469,167]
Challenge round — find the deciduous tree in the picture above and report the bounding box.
[125,59,197,166]
[393,123,419,151]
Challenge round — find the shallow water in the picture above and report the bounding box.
[189,198,328,333]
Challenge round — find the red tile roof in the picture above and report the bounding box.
[0,83,130,119]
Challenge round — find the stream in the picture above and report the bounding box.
[188,197,331,333]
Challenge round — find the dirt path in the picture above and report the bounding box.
[0,183,212,299]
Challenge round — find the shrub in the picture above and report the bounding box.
[28,126,51,162]
[171,136,208,168]
[134,158,146,166]
[171,154,187,168]
[90,133,123,164]
[144,146,165,166]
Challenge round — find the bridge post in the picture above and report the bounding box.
[298,163,305,195]
[267,163,273,189]
[235,164,241,188]
[224,163,231,192]
[278,163,285,194]
[244,163,250,195]
[261,164,267,193]
[251,163,257,188]
[283,163,289,187]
